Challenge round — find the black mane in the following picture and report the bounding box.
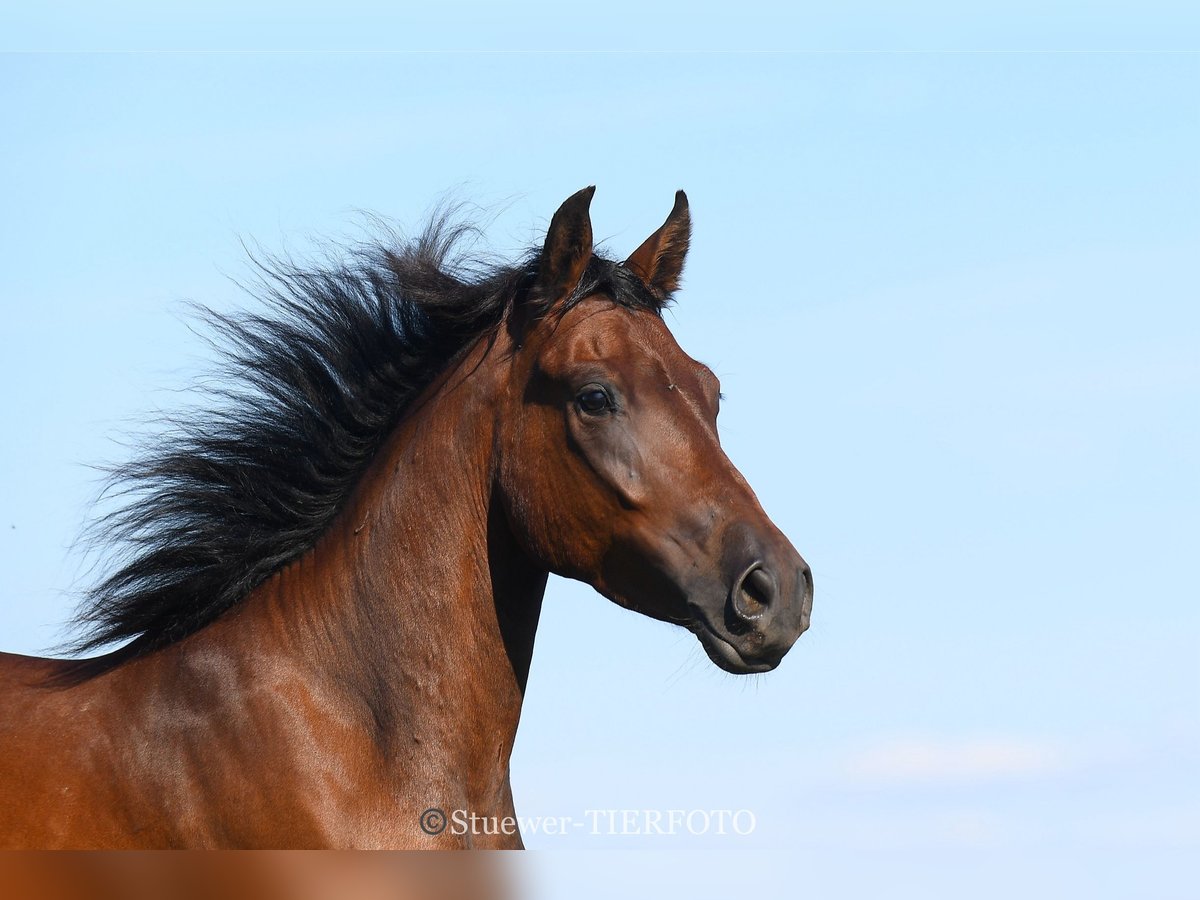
[64,211,664,680]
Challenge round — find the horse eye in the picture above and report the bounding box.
[576,387,611,415]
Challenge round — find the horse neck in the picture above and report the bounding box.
[199,336,545,792]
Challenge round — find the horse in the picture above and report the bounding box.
[0,188,812,848]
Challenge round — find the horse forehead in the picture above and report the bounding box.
[545,300,685,369]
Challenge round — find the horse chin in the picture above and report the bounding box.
[690,620,779,675]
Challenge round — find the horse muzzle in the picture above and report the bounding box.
[686,532,812,674]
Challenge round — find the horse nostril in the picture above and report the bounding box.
[733,564,774,621]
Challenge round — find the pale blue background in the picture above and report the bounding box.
[1,25,1198,900]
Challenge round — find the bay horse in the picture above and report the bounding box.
[0,188,812,848]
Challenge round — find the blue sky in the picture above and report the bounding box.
[3,3,1199,51]
[1,47,1197,896]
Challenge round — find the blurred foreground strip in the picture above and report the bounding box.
[1,851,519,900]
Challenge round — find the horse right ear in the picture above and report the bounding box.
[532,186,595,306]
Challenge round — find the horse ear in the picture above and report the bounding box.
[624,190,691,296]
[533,186,595,305]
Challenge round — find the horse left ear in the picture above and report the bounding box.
[533,186,596,305]
[625,190,691,296]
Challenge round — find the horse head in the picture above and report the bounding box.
[497,188,812,673]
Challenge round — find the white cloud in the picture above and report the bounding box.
[844,736,1069,785]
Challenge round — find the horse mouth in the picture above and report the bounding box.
[688,617,779,675]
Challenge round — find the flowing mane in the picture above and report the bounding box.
[68,212,665,678]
